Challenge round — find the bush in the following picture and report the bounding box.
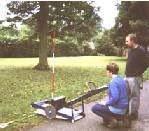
[0,40,39,57]
[48,42,81,57]
[96,43,119,56]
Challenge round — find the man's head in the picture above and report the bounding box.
[125,33,138,48]
[106,63,119,77]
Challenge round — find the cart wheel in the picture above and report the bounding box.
[44,105,56,119]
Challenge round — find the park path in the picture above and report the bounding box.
[27,80,149,131]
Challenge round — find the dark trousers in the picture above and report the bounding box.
[91,103,123,122]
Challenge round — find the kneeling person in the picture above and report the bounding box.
[91,63,128,128]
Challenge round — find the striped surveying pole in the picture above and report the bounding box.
[51,31,56,99]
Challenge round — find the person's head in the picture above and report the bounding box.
[106,63,119,77]
[125,33,138,48]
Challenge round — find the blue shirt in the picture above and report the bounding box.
[106,75,128,114]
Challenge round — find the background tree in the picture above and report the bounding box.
[96,29,119,56]
[7,1,101,70]
[0,24,19,43]
[112,1,149,50]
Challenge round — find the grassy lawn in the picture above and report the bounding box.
[0,56,148,131]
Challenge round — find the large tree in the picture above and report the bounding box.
[7,1,101,70]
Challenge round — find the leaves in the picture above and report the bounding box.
[6,1,101,44]
[113,1,149,47]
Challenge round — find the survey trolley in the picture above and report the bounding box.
[31,82,108,123]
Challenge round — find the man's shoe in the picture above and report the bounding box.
[123,115,131,128]
[102,118,109,126]
[106,118,117,129]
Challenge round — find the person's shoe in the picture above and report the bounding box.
[102,118,109,126]
[123,115,131,128]
[130,113,138,120]
[106,118,117,129]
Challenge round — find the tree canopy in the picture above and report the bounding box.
[113,1,149,49]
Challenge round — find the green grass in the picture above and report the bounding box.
[0,56,148,131]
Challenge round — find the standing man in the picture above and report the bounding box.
[125,33,146,120]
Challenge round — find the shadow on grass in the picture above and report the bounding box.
[110,57,127,62]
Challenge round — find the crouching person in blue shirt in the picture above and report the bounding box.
[91,63,129,128]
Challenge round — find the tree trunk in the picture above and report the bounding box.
[34,1,49,70]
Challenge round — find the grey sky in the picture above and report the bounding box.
[94,0,120,29]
